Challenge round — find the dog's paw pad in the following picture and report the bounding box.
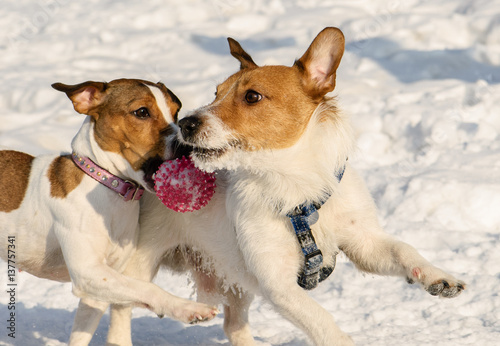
[426,280,466,298]
[187,307,219,324]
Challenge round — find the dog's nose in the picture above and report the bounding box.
[178,116,202,140]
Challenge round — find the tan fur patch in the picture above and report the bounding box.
[48,155,85,198]
[210,66,318,150]
[0,151,34,212]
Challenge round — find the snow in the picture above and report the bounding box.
[1,0,499,345]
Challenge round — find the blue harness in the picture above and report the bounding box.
[286,165,346,290]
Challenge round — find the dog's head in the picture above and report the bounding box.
[177,27,345,172]
[53,79,187,190]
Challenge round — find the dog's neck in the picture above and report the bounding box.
[229,101,354,214]
[71,117,141,183]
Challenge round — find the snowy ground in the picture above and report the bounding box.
[1,0,499,345]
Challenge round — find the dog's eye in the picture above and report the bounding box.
[133,107,150,119]
[245,90,262,104]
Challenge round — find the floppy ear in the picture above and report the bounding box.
[227,37,258,70]
[52,81,107,117]
[294,27,345,99]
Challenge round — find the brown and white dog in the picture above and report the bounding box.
[0,79,218,345]
[107,28,466,345]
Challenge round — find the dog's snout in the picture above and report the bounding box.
[178,116,202,141]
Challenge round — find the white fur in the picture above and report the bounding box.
[181,108,237,170]
[146,84,172,124]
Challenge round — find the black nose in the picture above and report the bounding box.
[178,116,202,141]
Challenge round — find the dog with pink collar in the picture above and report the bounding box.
[0,79,218,345]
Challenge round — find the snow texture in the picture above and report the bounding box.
[1,0,499,345]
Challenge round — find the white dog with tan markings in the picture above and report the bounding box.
[176,27,466,345]
[107,28,466,346]
[0,79,218,345]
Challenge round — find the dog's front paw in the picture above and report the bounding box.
[409,266,466,298]
[171,302,219,324]
[188,311,217,325]
[426,279,466,298]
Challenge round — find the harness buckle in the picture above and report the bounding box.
[296,229,317,249]
[303,249,323,275]
[122,180,140,201]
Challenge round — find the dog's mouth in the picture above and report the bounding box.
[191,145,229,160]
[185,140,243,172]
[141,156,165,191]
[190,139,242,163]
[141,139,194,191]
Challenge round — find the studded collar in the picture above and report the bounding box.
[71,152,144,201]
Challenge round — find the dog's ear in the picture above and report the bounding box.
[227,37,258,70]
[52,81,107,117]
[156,82,182,123]
[294,27,345,99]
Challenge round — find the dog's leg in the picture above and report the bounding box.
[258,269,353,345]
[236,220,354,346]
[107,304,133,346]
[106,244,161,346]
[223,288,255,346]
[336,220,466,298]
[262,282,354,346]
[57,226,218,324]
[73,262,217,322]
[69,298,109,346]
[190,262,256,345]
[71,263,217,322]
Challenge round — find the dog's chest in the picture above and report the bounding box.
[48,155,141,271]
[220,183,342,287]
[100,206,140,270]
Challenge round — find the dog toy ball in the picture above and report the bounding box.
[154,156,216,213]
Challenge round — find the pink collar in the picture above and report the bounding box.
[72,152,144,201]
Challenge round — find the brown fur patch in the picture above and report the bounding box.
[210,66,318,150]
[0,151,34,212]
[48,155,85,198]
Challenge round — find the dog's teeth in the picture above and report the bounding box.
[152,173,156,180]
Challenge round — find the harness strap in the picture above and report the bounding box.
[286,164,346,290]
